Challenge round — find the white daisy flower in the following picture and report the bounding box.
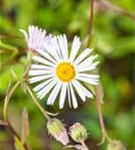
[29,35,99,109]
[20,25,51,51]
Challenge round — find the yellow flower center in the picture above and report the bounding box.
[56,62,76,82]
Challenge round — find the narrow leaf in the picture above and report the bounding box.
[21,108,29,145]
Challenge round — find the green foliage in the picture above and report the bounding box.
[0,0,134,150]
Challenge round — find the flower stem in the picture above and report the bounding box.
[3,81,20,122]
[95,87,111,144]
[26,85,50,120]
[21,60,51,120]
[86,0,111,144]
[81,141,89,150]
[87,0,95,47]
[96,0,135,20]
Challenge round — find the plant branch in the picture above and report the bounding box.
[3,81,20,121]
[22,61,51,121]
[95,86,111,144]
[87,0,95,47]
[81,141,89,150]
[3,63,33,150]
[95,0,135,20]
[26,85,50,120]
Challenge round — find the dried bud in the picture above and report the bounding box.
[47,118,69,145]
[69,123,88,143]
[107,140,126,150]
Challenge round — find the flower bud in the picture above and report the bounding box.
[107,140,126,150]
[69,123,88,143]
[47,118,69,145]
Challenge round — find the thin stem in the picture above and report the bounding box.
[22,61,50,120]
[87,0,94,47]
[81,141,89,150]
[3,81,29,150]
[96,0,135,20]
[3,81,20,121]
[26,85,50,120]
[95,87,111,144]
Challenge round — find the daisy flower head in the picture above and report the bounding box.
[29,34,99,109]
[20,25,51,51]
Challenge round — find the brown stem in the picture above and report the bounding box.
[95,0,135,20]
[95,86,111,143]
[87,0,95,47]
[7,120,29,150]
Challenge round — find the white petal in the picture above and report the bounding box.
[33,27,38,48]
[29,26,37,48]
[76,54,98,67]
[36,29,46,48]
[47,82,62,105]
[57,35,68,61]
[29,25,35,35]
[69,83,78,109]
[63,34,68,60]
[37,79,57,99]
[57,35,64,59]
[29,69,53,76]
[72,80,93,100]
[76,75,99,85]
[52,36,63,59]
[33,78,54,92]
[25,25,47,50]
[33,56,55,67]
[67,84,72,108]
[74,48,92,65]
[29,74,54,83]
[33,27,41,49]
[59,83,67,109]
[77,73,99,79]
[77,61,99,72]
[28,26,34,48]
[71,80,86,102]
[35,49,57,64]
[76,57,95,69]
[69,36,81,62]
[43,40,61,62]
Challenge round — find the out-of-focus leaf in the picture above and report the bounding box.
[84,119,102,140]
[114,113,134,147]
[21,108,29,145]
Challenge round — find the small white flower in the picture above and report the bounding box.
[20,25,51,51]
[29,35,99,109]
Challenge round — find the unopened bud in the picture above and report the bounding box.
[107,140,126,150]
[47,118,69,145]
[69,123,88,143]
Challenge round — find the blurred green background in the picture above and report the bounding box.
[0,0,135,150]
